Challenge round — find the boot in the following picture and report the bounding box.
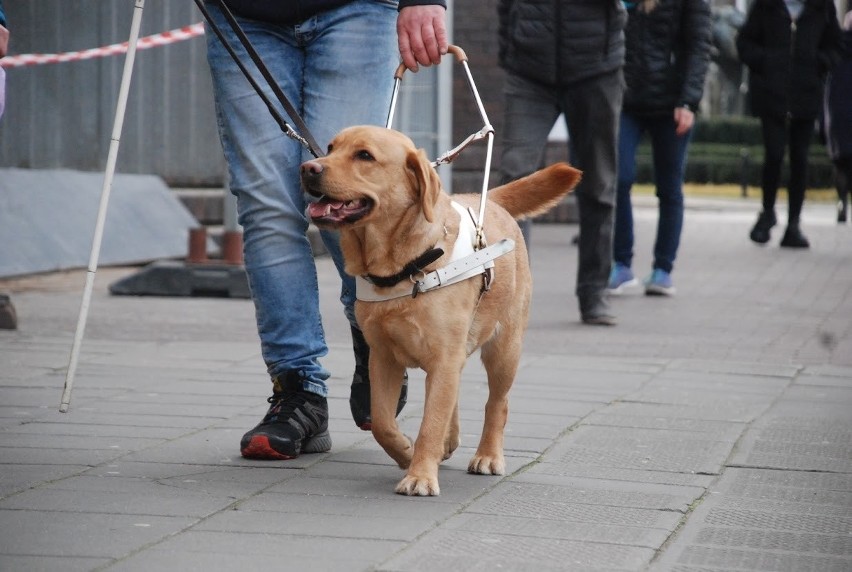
[749,210,777,244]
[349,325,408,430]
[780,222,810,248]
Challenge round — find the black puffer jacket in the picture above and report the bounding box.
[498,0,627,86]
[622,0,712,116]
[736,0,843,120]
[825,28,852,161]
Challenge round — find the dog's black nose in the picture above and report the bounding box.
[301,160,323,178]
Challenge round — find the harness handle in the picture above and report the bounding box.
[391,45,468,81]
[386,44,495,249]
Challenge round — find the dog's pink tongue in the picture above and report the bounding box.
[307,200,344,219]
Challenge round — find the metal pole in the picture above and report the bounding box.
[60,0,146,412]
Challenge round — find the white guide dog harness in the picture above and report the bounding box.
[355,201,515,302]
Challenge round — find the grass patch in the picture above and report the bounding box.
[631,183,838,202]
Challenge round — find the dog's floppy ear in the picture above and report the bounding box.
[406,148,441,223]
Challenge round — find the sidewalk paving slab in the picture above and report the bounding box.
[1,196,850,570]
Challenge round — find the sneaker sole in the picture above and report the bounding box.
[581,314,617,326]
[607,278,638,295]
[241,430,332,460]
[779,239,810,248]
[241,435,296,460]
[302,430,333,454]
[645,285,675,296]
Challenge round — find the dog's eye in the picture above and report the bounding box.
[327,143,334,154]
[355,150,375,161]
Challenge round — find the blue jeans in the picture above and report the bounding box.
[613,111,691,274]
[205,1,398,395]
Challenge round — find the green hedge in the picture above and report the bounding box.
[633,117,834,187]
[690,116,762,145]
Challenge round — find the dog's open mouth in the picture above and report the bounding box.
[307,196,373,225]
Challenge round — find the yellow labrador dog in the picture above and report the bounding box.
[302,126,580,496]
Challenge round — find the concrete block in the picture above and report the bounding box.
[0,169,208,278]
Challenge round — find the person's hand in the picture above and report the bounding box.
[397,5,448,72]
[674,106,694,136]
[0,24,9,59]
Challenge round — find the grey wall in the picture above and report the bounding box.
[1,1,223,186]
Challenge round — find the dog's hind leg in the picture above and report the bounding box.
[467,334,520,476]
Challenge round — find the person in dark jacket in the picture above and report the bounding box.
[737,0,843,248]
[607,0,711,297]
[203,0,448,461]
[824,11,852,223]
[497,0,628,325]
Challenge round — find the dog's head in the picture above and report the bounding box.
[301,126,442,229]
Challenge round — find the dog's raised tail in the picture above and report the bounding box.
[488,162,582,221]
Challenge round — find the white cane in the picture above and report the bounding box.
[60,0,146,412]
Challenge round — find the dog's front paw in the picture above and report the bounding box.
[395,473,440,496]
[468,453,506,476]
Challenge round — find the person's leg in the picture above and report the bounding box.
[648,113,690,274]
[750,114,787,243]
[302,0,405,430]
[302,0,397,318]
[778,117,814,247]
[783,117,814,227]
[205,8,334,459]
[205,1,400,457]
[760,114,786,215]
[206,9,331,392]
[613,111,642,270]
[837,156,852,223]
[562,69,624,324]
[498,73,562,246]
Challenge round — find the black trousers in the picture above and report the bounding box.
[759,115,815,224]
[499,70,624,309]
[835,156,852,207]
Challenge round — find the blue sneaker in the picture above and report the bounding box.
[644,269,675,296]
[607,263,637,294]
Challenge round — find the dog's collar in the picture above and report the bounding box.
[362,246,445,288]
[356,201,514,302]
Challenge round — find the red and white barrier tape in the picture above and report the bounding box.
[0,23,205,69]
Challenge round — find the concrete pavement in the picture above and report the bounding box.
[1,194,850,571]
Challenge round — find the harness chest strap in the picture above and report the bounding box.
[355,201,515,302]
[412,238,514,297]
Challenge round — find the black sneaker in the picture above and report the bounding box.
[749,210,777,244]
[350,325,408,431]
[240,372,331,460]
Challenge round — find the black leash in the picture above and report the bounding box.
[193,0,325,158]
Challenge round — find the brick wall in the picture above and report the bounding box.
[451,0,507,195]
